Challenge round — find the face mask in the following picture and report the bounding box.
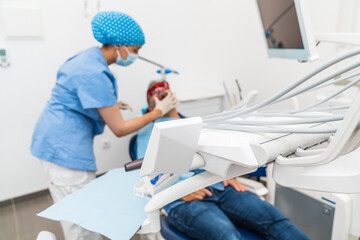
[116,46,138,66]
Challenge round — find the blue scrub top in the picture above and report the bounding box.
[31,47,118,171]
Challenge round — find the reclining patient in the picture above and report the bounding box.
[135,81,309,240]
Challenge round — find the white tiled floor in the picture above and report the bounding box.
[0,191,64,240]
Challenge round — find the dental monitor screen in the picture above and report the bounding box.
[256,0,318,61]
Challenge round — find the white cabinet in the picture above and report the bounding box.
[176,89,224,117]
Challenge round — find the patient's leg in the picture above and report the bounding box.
[217,187,309,240]
[167,200,244,240]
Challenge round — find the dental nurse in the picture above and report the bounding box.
[31,11,176,240]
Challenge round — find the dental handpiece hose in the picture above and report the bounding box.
[124,158,144,172]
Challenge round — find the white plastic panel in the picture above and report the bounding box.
[140,117,203,176]
[198,128,261,167]
[177,97,224,117]
[273,147,360,194]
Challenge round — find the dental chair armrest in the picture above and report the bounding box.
[235,177,268,197]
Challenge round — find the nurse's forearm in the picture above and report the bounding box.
[98,105,162,137]
[115,109,162,136]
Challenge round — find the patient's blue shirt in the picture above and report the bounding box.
[135,117,225,213]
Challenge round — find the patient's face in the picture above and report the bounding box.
[148,88,172,110]
[155,88,170,101]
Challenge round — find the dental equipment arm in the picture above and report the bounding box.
[273,64,360,106]
[138,116,335,233]
[139,56,179,81]
[204,48,360,122]
[272,96,360,192]
[137,48,360,234]
[291,76,360,113]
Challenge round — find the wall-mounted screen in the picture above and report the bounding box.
[256,0,318,61]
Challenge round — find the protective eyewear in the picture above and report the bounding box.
[147,82,169,97]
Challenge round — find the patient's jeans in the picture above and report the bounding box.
[167,187,309,240]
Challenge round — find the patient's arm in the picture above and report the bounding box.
[181,188,212,202]
[181,179,248,202]
[223,178,248,192]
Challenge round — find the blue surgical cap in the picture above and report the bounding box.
[91,11,145,46]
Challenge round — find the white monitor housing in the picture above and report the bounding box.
[255,0,318,62]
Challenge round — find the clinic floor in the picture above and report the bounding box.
[0,189,140,240]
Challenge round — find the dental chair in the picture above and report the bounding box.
[128,134,265,240]
[132,49,360,240]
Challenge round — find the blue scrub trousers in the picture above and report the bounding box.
[167,187,309,240]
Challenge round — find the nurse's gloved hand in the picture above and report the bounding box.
[117,101,133,111]
[154,92,177,116]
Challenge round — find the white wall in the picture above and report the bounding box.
[190,0,344,108]
[0,0,194,201]
[0,0,347,201]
